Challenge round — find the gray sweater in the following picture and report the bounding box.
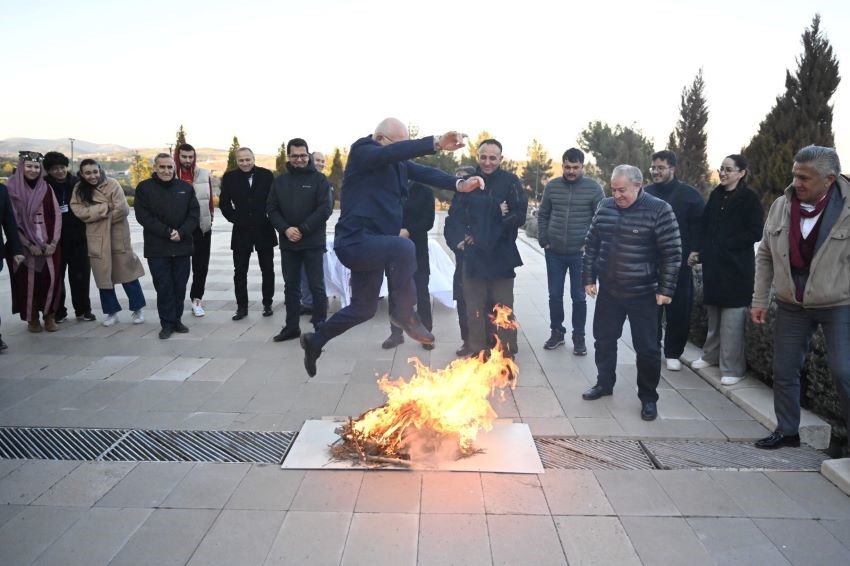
[537,175,604,254]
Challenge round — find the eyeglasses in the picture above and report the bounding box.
[718,167,740,173]
[649,166,670,172]
[288,154,310,160]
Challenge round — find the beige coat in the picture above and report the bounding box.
[70,177,145,289]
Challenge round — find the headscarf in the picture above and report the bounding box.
[6,152,59,249]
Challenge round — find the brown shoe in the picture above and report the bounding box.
[44,314,58,332]
[28,318,43,333]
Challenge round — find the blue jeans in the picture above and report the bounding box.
[772,302,850,436]
[99,279,146,315]
[593,289,661,402]
[545,249,586,335]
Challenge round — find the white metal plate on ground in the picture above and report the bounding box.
[281,420,544,474]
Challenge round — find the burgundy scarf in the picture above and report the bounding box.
[789,185,833,270]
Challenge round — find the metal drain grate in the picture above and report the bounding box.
[0,427,296,464]
[535,438,656,470]
[642,440,829,471]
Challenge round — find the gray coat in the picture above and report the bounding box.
[537,175,604,254]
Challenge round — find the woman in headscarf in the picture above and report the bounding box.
[70,159,146,327]
[5,151,63,332]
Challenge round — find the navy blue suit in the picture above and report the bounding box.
[314,135,459,347]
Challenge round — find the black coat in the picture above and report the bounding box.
[134,175,200,258]
[219,166,278,251]
[403,182,435,275]
[266,163,332,251]
[644,177,704,261]
[46,174,88,248]
[1,183,23,272]
[698,184,763,307]
[583,190,682,298]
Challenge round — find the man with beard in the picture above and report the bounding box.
[135,153,200,339]
[219,147,278,320]
[175,143,213,317]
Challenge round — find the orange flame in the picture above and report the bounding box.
[488,304,518,330]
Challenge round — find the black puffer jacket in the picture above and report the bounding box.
[582,190,682,298]
[266,163,332,251]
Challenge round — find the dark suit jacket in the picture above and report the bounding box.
[334,135,459,249]
[1,183,23,272]
[219,167,278,251]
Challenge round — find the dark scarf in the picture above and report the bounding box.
[789,185,833,270]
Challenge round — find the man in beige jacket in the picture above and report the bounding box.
[751,145,850,453]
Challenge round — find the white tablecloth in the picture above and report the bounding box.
[324,240,456,309]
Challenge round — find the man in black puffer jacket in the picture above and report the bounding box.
[581,164,682,421]
[267,138,332,342]
[135,153,200,339]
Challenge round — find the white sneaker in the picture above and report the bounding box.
[131,309,145,324]
[666,358,682,371]
[102,313,118,327]
[191,300,205,317]
[691,358,715,369]
[721,375,743,386]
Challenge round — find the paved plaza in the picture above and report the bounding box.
[1,213,849,565]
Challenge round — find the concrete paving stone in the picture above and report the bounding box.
[570,416,626,437]
[523,416,576,436]
[81,408,188,430]
[822,458,850,496]
[226,466,304,510]
[96,462,194,508]
[187,356,246,382]
[754,518,850,566]
[417,513,491,566]
[1,354,66,379]
[39,408,99,427]
[23,355,100,379]
[67,355,138,380]
[660,367,715,390]
[652,469,746,517]
[0,506,85,566]
[0,504,24,530]
[109,508,219,566]
[346,359,395,385]
[730,386,831,449]
[187,509,285,566]
[620,516,714,566]
[174,411,238,430]
[487,514,567,566]
[555,516,641,565]
[106,379,184,411]
[6,379,98,411]
[243,381,298,413]
[198,380,262,413]
[0,404,68,426]
[680,387,754,420]
[0,460,80,505]
[341,513,419,566]
[512,362,551,388]
[653,388,710,420]
[540,469,615,516]
[513,386,566,418]
[227,412,287,431]
[105,355,177,381]
[149,356,212,381]
[766,471,850,519]
[153,381,223,412]
[0,458,23,480]
[707,471,813,518]
[334,383,389,417]
[32,461,136,507]
[421,471,485,514]
[594,470,680,517]
[355,471,421,513]
[687,517,792,565]
[290,470,363,512]
[611,413,727,440]
[552,390,616,418]
[32,507,152,566]
[161,462,250,509]
[821,519,850,551]
[61,380,136,411]
[712,418,772,440]
[265,511,351,566]
[491,391,520,419]
[288,382,347,415]
[481,473,550,515]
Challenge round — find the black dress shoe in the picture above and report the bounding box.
[389,313,434,345]
[232,309,248,321]
[582,384,613,401]
[641,401,658,421]
[159,327,173,339]
[172,321,189,333]
[0,337,7,351]
[300,332,322,377]
[381,333,404,349]
[262,305,273,317]
[273,326,301,342]
[755,431,801,449]
[422,343,434,351]
[455,342,472,357]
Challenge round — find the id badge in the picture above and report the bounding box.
[60,204,69,214]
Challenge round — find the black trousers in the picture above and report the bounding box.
[233,246,275,309]
[57,243,92,318]
[656,265,692,359]
[190,228,212,301]
[148,256,190,328]
[281,248,327,329]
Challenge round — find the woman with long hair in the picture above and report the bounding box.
[690,154,764,385]
[5,151,63,332]
[70,159,146,326]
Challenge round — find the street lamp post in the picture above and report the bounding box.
[69,138,75,170]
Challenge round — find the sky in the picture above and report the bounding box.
[3,0,848,172]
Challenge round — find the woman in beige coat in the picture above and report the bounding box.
[70,159,146,327]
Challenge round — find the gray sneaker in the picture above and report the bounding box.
[543,330,565,350]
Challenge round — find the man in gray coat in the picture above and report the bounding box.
[538,148,604,355]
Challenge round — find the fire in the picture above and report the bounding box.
[488,304,518,330]
[333,305,519,465]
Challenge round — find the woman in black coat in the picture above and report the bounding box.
[690,154,763,385]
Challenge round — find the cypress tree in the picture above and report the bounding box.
[669,69,710,196]
[274,141,287,175]
[225,136,240,172]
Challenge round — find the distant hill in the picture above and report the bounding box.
[0,137,130,156]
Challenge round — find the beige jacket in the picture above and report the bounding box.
[192,168,212,233]
[753,175,850,309]
[70,177,145,289]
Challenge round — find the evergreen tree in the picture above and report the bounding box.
[175,125,187,152]
[274,141,287,175]
[744,14,840,208]
[225,136,240,172]
[521,139,553,201]
[668,69,710,196]
[578,121,655,191]
[129,152,152,188]
[327,147,346,207]
[501,159,519,176]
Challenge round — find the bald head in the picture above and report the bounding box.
[374,117,408,146]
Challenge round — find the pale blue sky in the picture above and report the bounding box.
[3,0,848,170]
